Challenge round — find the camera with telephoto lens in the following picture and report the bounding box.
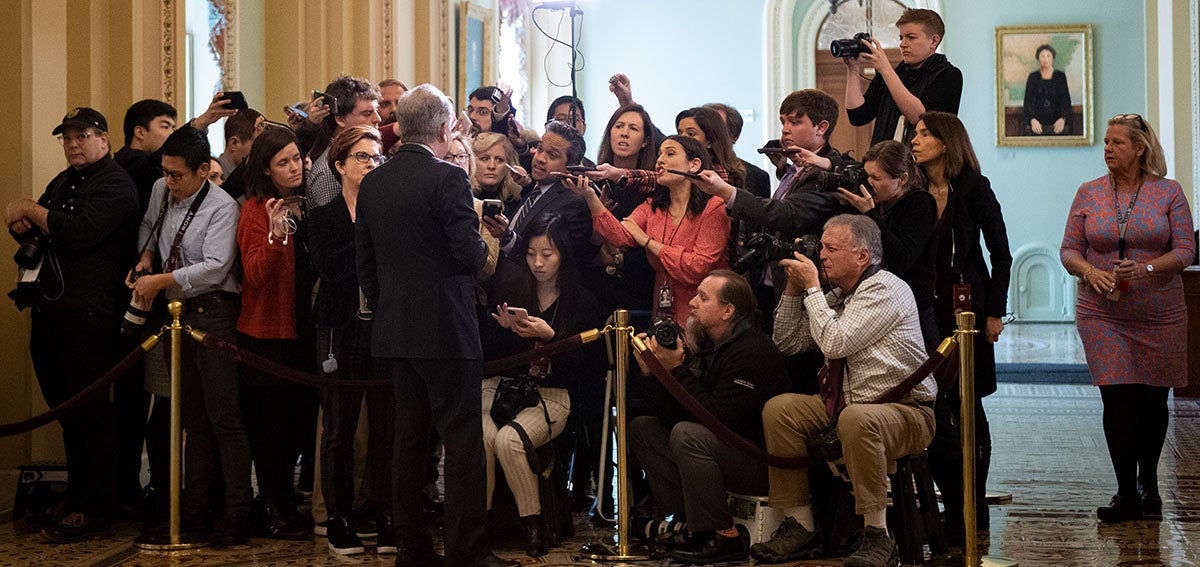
[14,227,48,270]
[732,233,823,274]
[650,317,684,351]
[831,32,873,58]
[815,163,871,195]
[120,269,154,336]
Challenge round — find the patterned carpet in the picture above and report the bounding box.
[1,383,1198,566]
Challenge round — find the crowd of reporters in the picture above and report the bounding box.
[15,6,1189,567]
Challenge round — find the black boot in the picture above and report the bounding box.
[520,514,549,557]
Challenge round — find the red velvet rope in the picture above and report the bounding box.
[481,333,586,376]
[633,343,952,470]
[0,336,155,437]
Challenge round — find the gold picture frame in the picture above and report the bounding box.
[995,24,1093,147]
[457,2,493,108]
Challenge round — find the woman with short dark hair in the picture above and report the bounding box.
[309,125,395,554]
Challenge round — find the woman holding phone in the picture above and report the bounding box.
[482,214,605,557]
[237,125,318,540]
[470,132,528,218]
[570,135,730,324]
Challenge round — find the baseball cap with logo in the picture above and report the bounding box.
[52,107,108,136]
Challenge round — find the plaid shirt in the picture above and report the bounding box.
[773,269,937,405]
[307,147,341,208]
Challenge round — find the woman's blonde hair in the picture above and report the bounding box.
[446,131,475,178]
[470,132,523,202]
[1108,114,1167,178]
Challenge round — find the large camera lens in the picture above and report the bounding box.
[14,228,48,270]
[651,318,682,350]
[831,32,872,58]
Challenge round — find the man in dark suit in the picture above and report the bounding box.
[481,120,592,266]
[355,84,513,567]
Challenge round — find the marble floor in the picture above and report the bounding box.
[993,322,1087,365]
[3,381,1198,567]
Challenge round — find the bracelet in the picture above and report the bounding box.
[1082,265,1095,281]
[644,237,654,248]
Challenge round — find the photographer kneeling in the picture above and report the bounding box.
[628,270,787,565]
[749,214,936,567]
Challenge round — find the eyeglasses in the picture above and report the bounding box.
[445,153,470,164]
[1112,113,1147,131]
[351,151,387,166]
[56,131,97,146]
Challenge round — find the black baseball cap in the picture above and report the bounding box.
[52,107,108,136]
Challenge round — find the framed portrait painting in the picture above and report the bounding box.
[458,2,493,108]
[995,24,1093,147]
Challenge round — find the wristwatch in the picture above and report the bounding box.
[1146,263,1155,274]
[804,286,822,298]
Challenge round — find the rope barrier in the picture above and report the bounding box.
[0,330,163,438]
[631,335,957,470]
[481,328,601,376]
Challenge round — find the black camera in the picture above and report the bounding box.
[14,228,48,270]
[489,376,540,426]
[732,233,822,274]
[815,163,871,194]
[831,32,873,58]
[650,317,684,351]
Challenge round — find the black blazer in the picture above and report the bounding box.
[507,180,592,260]
[946,170,1012,319]
[727,148,855,240]
[355,144,488,359]
[308,194,359,330]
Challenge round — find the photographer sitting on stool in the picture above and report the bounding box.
[750,215,936,567]
[628,270,787,565]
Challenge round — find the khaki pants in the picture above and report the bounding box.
[762,394,935,515]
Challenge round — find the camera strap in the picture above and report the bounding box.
[162,183,212,272]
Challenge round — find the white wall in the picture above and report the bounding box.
[572,0,769,161]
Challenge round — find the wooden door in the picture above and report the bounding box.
[814,48,900,161]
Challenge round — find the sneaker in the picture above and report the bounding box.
[326,516,365,555]
[376,515,397,554]
[313,518,331,537]
[844,526,898,567]
[42,512,113,544]
[749,517,823,563]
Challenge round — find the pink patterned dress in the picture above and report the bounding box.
[1060,175,1195,387]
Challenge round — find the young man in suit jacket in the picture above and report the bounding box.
[355,84,514,567]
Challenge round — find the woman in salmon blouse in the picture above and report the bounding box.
[567,134,729,324]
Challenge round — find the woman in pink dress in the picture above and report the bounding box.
[1060,113,1195,523]
[567,135,730,325]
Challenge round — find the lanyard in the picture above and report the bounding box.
[163,183,212,271]
[1113,177,1141,260]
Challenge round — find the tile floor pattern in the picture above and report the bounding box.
[2,383,1198,566]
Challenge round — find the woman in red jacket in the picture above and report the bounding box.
[237,125,317,539]
[569,135,730,325]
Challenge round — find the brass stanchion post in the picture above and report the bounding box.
[135,300,207,550]
[956,311,1015,567]
[582,309,651,561]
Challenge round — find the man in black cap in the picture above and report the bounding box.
[4,107,140,543]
